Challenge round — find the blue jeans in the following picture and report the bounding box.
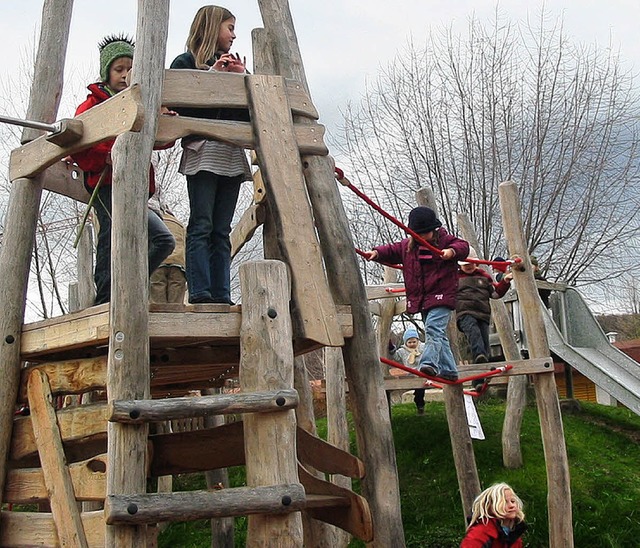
[457,315,489,360]
[93,186,175,305]
[419,307,458,377]
[185,171,242,303]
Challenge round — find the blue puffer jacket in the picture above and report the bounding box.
[374,228,469,314]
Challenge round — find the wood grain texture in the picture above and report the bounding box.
[10,85,144,180]
[27,370,89,547]
[499,180,574,547]
[231,203,266,258]
[239,261,304,545]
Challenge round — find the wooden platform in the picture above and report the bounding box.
[18,303,353,396]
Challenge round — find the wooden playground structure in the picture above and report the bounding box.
[0,1,574,546]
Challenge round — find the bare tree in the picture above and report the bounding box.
[336,10,640,298]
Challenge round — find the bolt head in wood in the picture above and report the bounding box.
[267,308,277,319]
[281,495,292,506]
[5,335,15,344]
[276,396,286,406]
[127,503,138,514]
[129,409,140,420]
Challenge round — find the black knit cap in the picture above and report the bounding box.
[408,206,442,233]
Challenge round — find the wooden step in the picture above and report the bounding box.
[108,389,299,423]
[105,483,306,525]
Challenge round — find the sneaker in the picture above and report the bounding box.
[475,354,488,364]
[439,372,459,382]
[419,365,438,376]
[416,407,425,416]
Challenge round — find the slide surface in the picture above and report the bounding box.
[545,287,640,415]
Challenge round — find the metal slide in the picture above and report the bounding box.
[544,287,640,416]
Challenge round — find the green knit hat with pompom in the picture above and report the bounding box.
[99,34,134,83]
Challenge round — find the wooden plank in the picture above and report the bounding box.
[0,510,104,547]
[499,180,573,547]
[247,75,343,347]
[240,261,304,544]
[105,484,306,525]
[365,283,405,301]
[298,464,373,542]
[109,389,299,423]
[252,166,268,203]
[37,159,90,203]
[5,454,107,504]
[9,85,144,180]
[19,356,107,402]
[296,426,364,479]
[162,69,319,119]
[11,402,108,461]
[27,370,89,547]
[231,203,267,258]
[155,116,328,155]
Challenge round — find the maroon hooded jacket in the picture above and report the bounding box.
[374,227,469,314]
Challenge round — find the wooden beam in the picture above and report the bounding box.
[231,203,266,258]
[4,454,107,504]
[155,116,328,156]
[298,464,373,542]
[109,389,299,423]
[9,85,144,180]
[499,180,573,547]
[240,261,304,544]
[365,283,405,301]
[105,484,306,525]
[37,159,90,203]
[0,510,104,547]
[27,370,89,547]
[296,426,364,479]
[247,75,343,347]
[11,402,108,461]
[19,356,107,402]
[162,69,319,119]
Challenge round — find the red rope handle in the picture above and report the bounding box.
[336,167,522,270]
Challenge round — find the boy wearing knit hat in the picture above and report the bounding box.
[393,327,426,414]
[71,35,175,305]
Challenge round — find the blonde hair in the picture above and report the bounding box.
[186,5,235,69]
[467,483,525,530]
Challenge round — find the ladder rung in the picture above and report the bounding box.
[105,483,305,524]
[108,389,298,423]
[305,494,350,509]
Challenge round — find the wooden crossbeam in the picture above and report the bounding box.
[109,389,299,423]
[155,116,328,156]
[27,370,89,547]
[247,75,344,347]
[4,454,107,504]
[0,510,104,547]
[105,484,306,525]
[231,203,266,258]
[10,85,144,181]
[162,69,319,119]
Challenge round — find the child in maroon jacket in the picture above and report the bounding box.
[461,483,527,547]
[72,35,175,305]
[364,207,469,381]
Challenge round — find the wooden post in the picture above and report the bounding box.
[498,181,573,547]
[457,213,527,468]
[0,0,73,506]
[105,2,169,547]
[377,267,399,363]
[324,347,353,548]
[76,221,96,308]
[255,4,406,544]
[416,190,480,516]
[239,260,304,546]
[27,370,89,547]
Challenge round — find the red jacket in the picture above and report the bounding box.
[461,518,527,547]
[71,83,159,192]
[374,227,469,314]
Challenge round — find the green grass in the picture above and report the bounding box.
[158,399,640,547]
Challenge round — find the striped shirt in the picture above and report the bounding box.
[178,138,252,180]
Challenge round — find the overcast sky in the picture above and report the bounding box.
[2,0,640,140]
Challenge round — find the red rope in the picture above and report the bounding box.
[335,167,521,270]
[381,356,513,390]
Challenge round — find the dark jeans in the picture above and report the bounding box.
[93,186,175,305]
[457,314,490,360]
[414,389,425,409]
[185,171,242,303]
